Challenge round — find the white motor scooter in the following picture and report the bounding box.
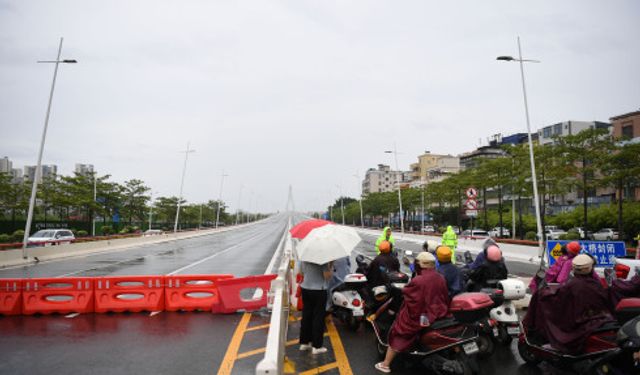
[331,273,368,331]
[485,278,527,344]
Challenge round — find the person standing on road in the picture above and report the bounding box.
[299,260,333,355]
[442,226,458,264]
[375,227,395,254]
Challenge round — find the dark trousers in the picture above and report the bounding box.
[300,288,328,348]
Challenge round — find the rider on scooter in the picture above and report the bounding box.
[467,245,508,292]
[523,254,616,354]
[436,246,462,297]
[367,240,400,288]
[374,252,450,373]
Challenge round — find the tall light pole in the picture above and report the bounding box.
[235,184,243,225]
[174,142,195,233]
[22,38,77,258]
[497,36,544,262]
[353,173,364,228]
[421,187,425,233]
[385,143,405,234]
[92,171,97,237]
[148,191,157,231]
[215,171,228,228]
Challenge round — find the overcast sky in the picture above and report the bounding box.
[1,1,638,213]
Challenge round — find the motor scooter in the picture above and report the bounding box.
[517,294,640,373]
[330,272,367,331]
[369,292,494,374]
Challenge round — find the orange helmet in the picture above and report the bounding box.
[566,241,581,256]
[379,240,391,254]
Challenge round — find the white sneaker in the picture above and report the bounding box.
[312,347,328,355]
[299,343,312,351]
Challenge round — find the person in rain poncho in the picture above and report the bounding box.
[467,245,508,291]
[442,226,458,264]
[374,252,449,373]
[436,246,462,297]
[468,238,498,270]
[523,254,615,354]
[375,227,396,254]
[367,240,400,288]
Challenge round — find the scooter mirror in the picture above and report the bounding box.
[463,251,473,264]
[355,254,365,263]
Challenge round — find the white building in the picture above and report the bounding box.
[23,165,57,184]
[537,121,611,145]
[75,163,94,176]
[0,156,11,174]
[362,164,409,195]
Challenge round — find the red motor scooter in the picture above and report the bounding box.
[517,297,640,373]
[369,292,494,375]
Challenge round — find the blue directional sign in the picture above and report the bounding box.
[547,240,626,267]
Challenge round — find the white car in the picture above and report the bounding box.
[27,229,75,246]
[592,228,620,241]
[540,229,567,240]
[421,225,435,233]
[489,227,510,238]
[461,229,489,237]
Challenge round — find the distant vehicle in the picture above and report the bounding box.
[569,227,592,240]
[143,229,163,236]
[592,228,620,241]
[422,225,435,233]
[489,227,510,238]
[27,229,75,246]
[451,226,461,234]
[538,228,567,240]
[461,229,489,238]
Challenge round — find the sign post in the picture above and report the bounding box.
[546,240,626,267]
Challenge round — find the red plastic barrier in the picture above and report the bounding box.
[22,278,94,315]
[95,276,165,313]
[0,279,23,315]
[211,274,277,314]
[164,274,234,312]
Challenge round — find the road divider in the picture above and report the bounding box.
[95,275,165,313]
[0,278,22,315]
[211,274,277,314]
[165,274,234,312]
[22,277,94,315]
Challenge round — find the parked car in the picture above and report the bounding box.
[27,229,75,246]
[461,229,489,238]
[569,227,592,240]
[421,225,435,233]
[592,228,620,241]
[488,227,510,238]
[143,229,164,236]
[538,228,567,240]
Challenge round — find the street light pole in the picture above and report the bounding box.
[148,191,156,231]
[336,184,345,225]
[92,172,97,237]
[215,171,228,228]
[22,37,77,258]
[174,142,195,233]
[353,173,364,228]
[421,188,425,233]
[385,143,405,234]
[497,36,544,263]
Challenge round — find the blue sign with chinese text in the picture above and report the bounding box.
[547,240,626,267]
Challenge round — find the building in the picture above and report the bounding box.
[537,121,611,145]
[459,145,506,171]
[75,163,95,176]
[10,168,23,184]
[0,156,12,174]
[362,164,407,195]
[23,165,57,184]
[611,109,640,143]
[409,152,460,187]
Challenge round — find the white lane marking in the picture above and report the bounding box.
[65,313,80,319]
[167,230,274,275]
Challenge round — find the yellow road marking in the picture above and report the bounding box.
[299,362,339,375]
[326,318,353,375]
[216,312,252,375]
[237,338,299,359]
[245,323,271,332]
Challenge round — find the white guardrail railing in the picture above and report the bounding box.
[256,218,295,375]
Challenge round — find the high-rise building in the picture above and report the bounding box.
[0,156,12,174]
[75,163,95,176]
[23,165,57,184]
[362,164,408,195]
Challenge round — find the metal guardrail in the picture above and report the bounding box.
[256,218,294,375]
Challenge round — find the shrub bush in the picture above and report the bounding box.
[12,230,25,242]
[564,229,581,240]
[101,225,113,235]
[525,231,537,241]
[0,234,11,243]
[77,230,88,237]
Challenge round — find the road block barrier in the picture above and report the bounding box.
[95,276,165,313]
[0,279,23,315]
[22,278,95,315]
[165,274,234,311]
[211,274,277,314]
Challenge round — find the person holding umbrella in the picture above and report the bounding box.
[299,259,333,354]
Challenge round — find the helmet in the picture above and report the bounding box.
[372,285,389,301]
[482,238,498,252]
[572,254,594,275]
[566,241,581,256]
[416,252,436,268]
[436,246,452,263]
[486,245,502,262]
[379,240,391,254]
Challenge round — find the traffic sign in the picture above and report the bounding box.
[464,199,478,210]
[546,240,626,267]
[466,187,478,199]
[465,210,478,218]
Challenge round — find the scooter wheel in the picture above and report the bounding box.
[475,334,495,359]
[517,341,542,366]
[496,326,513,345]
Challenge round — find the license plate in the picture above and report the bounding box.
[352,309,364,317]
[462,341,479,355]
[493,328,499,337]
[507,326,521,335]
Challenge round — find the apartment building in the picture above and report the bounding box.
[611,109,640,142]
[409,152,460,187]
[362,164,407,195]
[23,165,58,184]
[537,120,611,145]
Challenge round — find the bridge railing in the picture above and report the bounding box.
[255,217,294,374]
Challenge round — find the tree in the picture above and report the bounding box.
[121,179,150,224]
[602,141,640,239]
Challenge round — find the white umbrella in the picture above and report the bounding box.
[297,225,362,265]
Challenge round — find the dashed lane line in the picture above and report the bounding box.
[299,362,339,375]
